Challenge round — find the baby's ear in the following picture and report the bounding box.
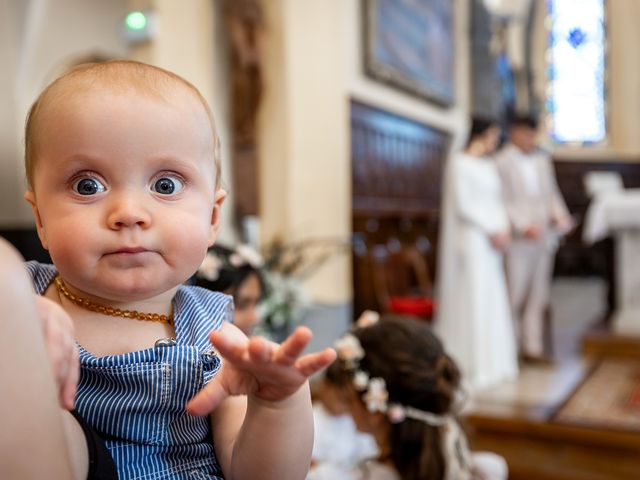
[207,189,227,246]
[24,190,48,250]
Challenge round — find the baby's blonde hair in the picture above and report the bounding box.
[24,60,222,189]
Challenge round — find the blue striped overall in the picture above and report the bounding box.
[28,262,232,479]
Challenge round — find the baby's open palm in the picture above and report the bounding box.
[186,323,336,416]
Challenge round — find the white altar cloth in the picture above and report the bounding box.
[583,189,640,334]
[583,189,640,244]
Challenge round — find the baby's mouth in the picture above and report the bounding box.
[109,247,148,254]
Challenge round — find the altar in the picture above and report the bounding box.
[583,188,640,335]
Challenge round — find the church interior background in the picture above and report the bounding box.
[2,0,640,477]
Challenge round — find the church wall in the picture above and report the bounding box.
[259,0,351,304]
[0,0,129,228]
[0,0,25,227]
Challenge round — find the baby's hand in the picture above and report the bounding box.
[186,323,336,416]
[35,296,79,410]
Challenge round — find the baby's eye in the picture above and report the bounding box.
[73,178,106,196]
[151,175,184,195]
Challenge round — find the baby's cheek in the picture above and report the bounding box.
[167,218,211,270]
[46,228,91,262]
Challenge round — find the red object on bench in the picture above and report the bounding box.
[389,296,436,317]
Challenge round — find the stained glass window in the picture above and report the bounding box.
[546,0,606,144]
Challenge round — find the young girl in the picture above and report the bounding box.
[195,244,266,336]
[330,315,508,480]
[19,59,335,479]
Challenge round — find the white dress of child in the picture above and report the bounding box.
[307,402,379,480]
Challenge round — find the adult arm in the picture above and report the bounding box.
[544,156,573,232]
[0,237,87,480]
[455,159,510,236]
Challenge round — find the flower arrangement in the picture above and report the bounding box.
[256,236,351,338]
[256,270,310,336]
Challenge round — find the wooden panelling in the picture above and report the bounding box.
[351,101,451,317]
[351,101,451,216]
[467,412,640,480]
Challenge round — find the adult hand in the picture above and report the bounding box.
[523,224,542,239]
[489,232,511,252]
[186,323,336,416]
[35,295,79,410]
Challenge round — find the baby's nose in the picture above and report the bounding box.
[107,193,151,229]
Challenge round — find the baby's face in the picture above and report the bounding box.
[26,88,224,303]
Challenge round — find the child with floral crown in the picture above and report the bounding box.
[329,314,507,480]
[19,59,335,479]
[196,244,266,335]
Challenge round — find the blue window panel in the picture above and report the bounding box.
[547,0,606,144]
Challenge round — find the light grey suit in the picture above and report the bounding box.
[496,144,570,356]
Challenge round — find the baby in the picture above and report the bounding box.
[21,59,335,479]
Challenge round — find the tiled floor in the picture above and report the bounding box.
[468,276,607,415]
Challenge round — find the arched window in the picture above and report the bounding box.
[546,0,606,144]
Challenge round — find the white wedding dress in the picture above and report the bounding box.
[436,152,518,390]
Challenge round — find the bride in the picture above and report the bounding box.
[436,117,518,390]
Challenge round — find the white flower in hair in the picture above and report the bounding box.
[356,310,380,328]
[236,244,264,268]
[363,378,388,413]
[353,370,370,391]
[229,253,244,268]
[387,404,406,424]
[198,252,222,281]
[335,334,365,368]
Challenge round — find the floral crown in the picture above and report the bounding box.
[197,244,264,282]
[334,311,454,427]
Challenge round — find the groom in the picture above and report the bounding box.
[496,114,573,362]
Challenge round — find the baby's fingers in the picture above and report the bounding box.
[208,325,249,364]
[274,326,313,366]
[248,337,275,363]
[295,348,337,377]
[186,379,228,416]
